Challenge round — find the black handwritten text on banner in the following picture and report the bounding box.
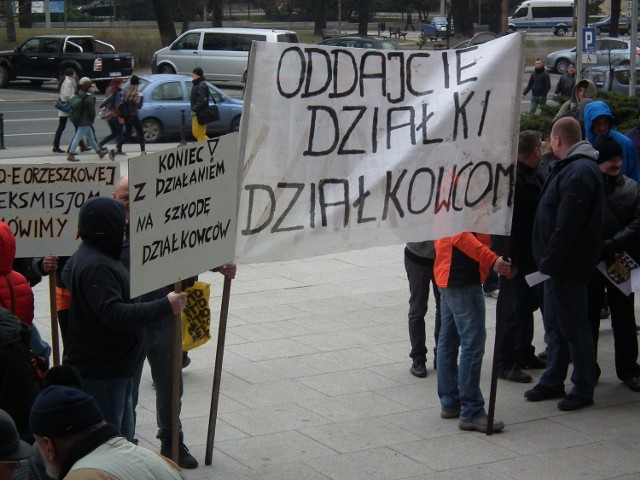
[128,136,239,298]
[0,164,119,257]
[236,33,525,263]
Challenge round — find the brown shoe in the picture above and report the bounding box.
[98,148,109,159]
[67,153,78,162]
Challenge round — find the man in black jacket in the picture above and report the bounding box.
[61,197,187,441]
[587,134,640,392]
[190,67,210,142]
[526,117,604,411]
[522,58,551,114]
[496,130,545,383]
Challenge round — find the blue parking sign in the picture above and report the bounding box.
[582,27,596,53]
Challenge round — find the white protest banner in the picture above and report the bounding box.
[235,33,524,264]
[0,163,120,257]
[128,135,239,298]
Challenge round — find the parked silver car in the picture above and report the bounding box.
[582,65,640,94]
[546,38,640,73]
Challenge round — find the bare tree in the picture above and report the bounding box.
[451,0,473,38]
[609,0,622,37]
[5,0,16,42]
[18,0,31,28]
[314,0,327,36]
[210,0,223,26]
[151,0,178,46]
[357,0,368,35]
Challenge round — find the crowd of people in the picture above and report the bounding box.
[0,171,236,478]
[406,85,640,432]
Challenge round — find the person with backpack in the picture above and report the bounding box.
[67,78,112,162]
[116,75,146,155]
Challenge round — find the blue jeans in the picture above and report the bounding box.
[539,277,596,399]
[69,125,100,154]
[437,285,486,421]
[81,376,134,441]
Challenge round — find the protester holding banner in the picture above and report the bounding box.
[60,197,187,441]
[493,130,545,384]
[433,232,512,433]
[404,241,440,377]
[527,117,604,411]
[190,68,210,142]
[586,134,640,392]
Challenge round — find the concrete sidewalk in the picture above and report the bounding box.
[17,146,640,480]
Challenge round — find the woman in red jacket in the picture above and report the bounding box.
[0,222,34,326]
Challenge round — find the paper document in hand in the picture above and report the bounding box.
[596,251,639,296]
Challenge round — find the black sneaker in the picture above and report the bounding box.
[161,442,199,469]
[518,355,546,369]
[524,383,565,402]
[557,394,593,411]
[498,366,532,383]
[410,361,427,378]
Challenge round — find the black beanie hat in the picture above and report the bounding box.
[29,386,103,437]
[192,67,204,77]
[594,134,623,164]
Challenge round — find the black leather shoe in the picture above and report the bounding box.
[524,383,565,402]
[80,145,91,152]
[518,355,546,370]
[499,366,533,383]
[557,394,593,411]
[161,442,198,469]
[410,361,427,378]
[52,147,64,153]
[624,376,640,392]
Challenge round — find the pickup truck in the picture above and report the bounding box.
[0,35,134,91]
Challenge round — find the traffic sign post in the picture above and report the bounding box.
[582,27,597,64]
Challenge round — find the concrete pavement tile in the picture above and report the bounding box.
[220,404,331,436]
[491,449,625,480]
[230,288,319,308]
[300,417,421,453]
[481,419,593,455]
[224,356,326,384]
[198,461,333,480]
[301,391,410,422]
[227,338,319,361]
[214,431,337,469]
[563,435,640,474]
[333,245,405,266]
[550,404,640,440]
[222,379,329,409]
[304,446,435,480]
[296,369,401,396]
[375,381,442,410]
[291,329,385,351]
[392,433,519,471]
[230,276,312,293]
[291,312,383,332]
[292,296,376,315]
[383,407,464,439]
[224,304,312,324]
[359,322,414,343]
[367,362,432,384]
[406,464,519,480]
[229,319,317,342]
[296,347,391,373]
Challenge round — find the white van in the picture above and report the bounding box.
[508,0,574,36]
[151,27,299,84]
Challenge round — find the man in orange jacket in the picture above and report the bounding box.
[434,232,512,433]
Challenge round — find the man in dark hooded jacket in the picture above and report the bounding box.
[61,197,187,442]
[526,117,604,412]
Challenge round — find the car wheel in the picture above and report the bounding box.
[555,59,570,74]
[555,26,567,36]
[229,116,240,133]
[0,66,9,88]
[142,118,163,143]
[30,80,43,88]
[158,64,175,74]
